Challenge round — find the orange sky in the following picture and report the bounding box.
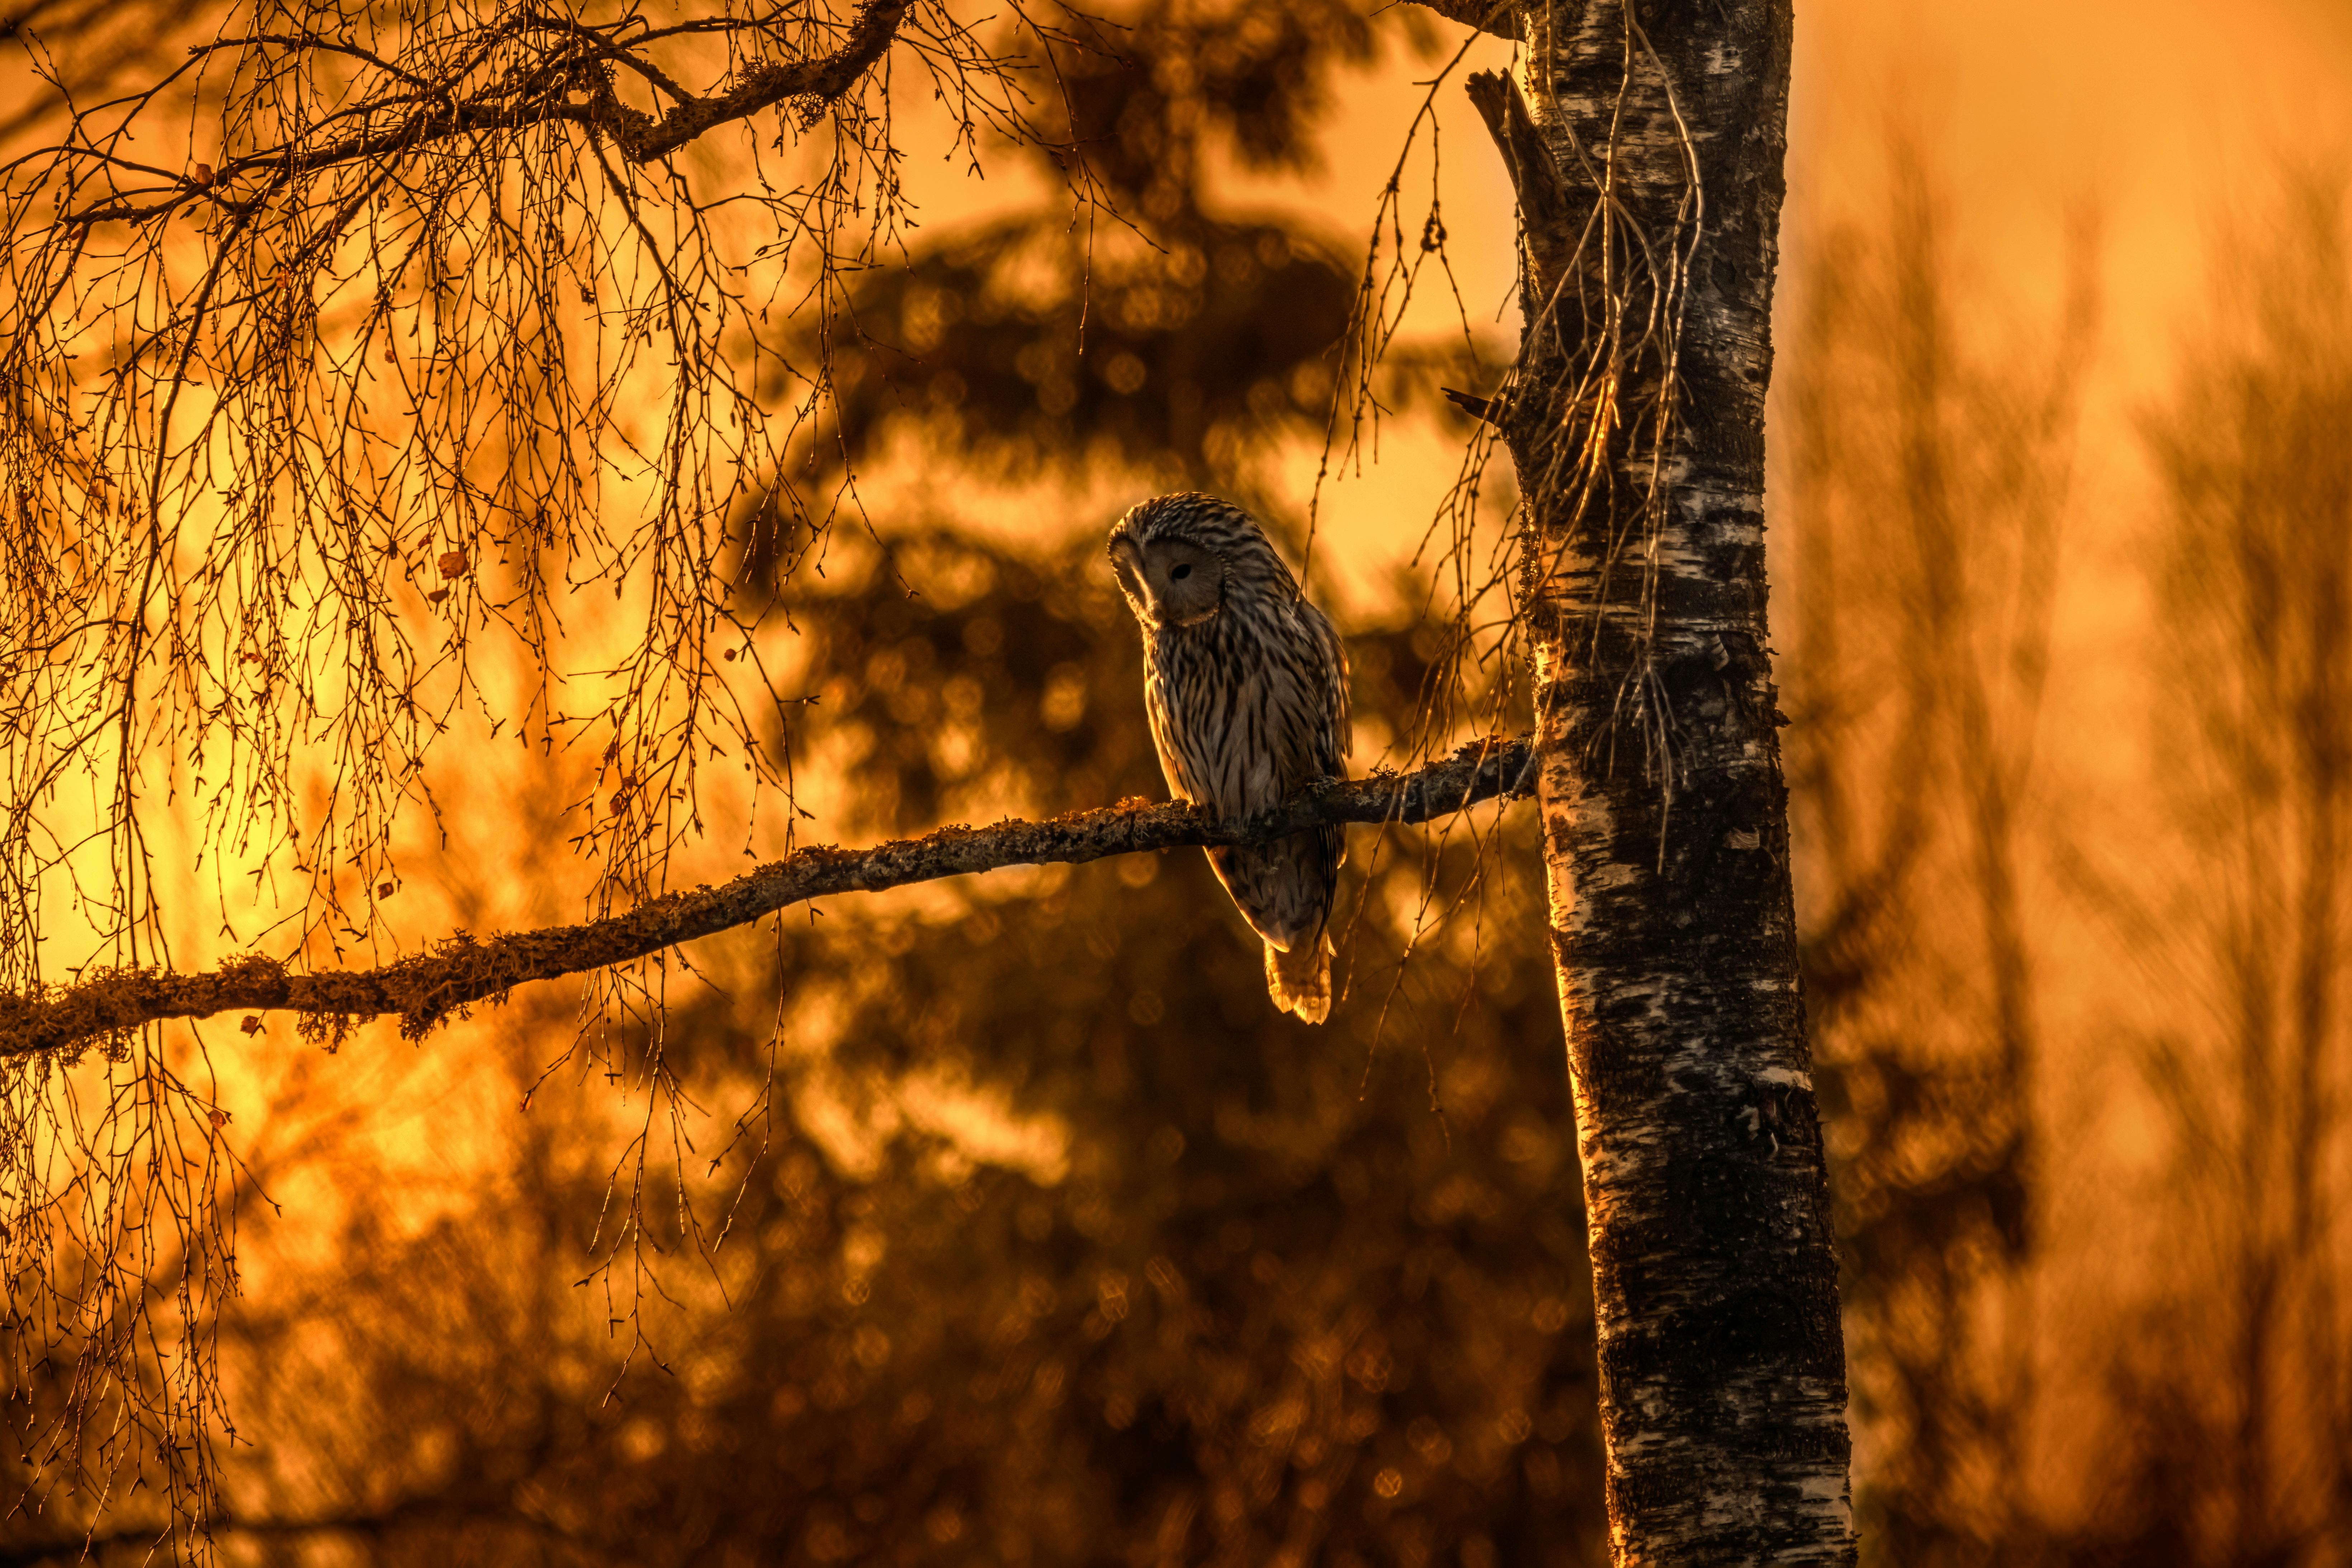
[1792,0,2352,482]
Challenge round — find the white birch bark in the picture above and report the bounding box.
[1450,0,1858,1559]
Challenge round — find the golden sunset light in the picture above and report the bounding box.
[1,0,2347,1563]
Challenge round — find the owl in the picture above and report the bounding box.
[1107,493,1352,1023]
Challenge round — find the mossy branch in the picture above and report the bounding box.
[0,737,1536,1060]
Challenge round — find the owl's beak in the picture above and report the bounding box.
[1108,537,1153,618]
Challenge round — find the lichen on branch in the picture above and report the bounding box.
[0,738,1535,1061]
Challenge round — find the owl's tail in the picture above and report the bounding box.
[1263,929,1335,1025]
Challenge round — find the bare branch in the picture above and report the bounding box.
[604,0,912,164]
[1402,0,1521,41]
[0,739,1535,1060]
[55,0,916,228]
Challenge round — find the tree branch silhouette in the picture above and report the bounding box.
[53,0,915,227]
[0,738,1535,1060]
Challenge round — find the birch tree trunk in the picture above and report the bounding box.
[1454,0,1857,1558]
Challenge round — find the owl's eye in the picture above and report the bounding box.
[1171,564,1192,580]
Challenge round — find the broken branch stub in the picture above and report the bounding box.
[1464,70,1575,298]
[1403,0,1523,40]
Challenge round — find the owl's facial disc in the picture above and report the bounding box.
[1142,538,1224,627]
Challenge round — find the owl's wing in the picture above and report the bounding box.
[1293,597,1350,901]
[1302,598,1351,771]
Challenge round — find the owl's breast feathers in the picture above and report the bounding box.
[1144,596,1346,814]
[1142,589,1350,952]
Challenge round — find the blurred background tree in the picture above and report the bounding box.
[1779,145,2092,1562]
[1779,153,2352,1565]
[2093,169,2352,1566]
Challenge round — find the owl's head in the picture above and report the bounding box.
[1107,492,1296,631]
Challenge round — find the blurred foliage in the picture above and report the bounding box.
[743,0,1479,579]
[828,0,1370,492]
[0,0,196,139]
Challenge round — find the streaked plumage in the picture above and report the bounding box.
[1107,493,1351,1023]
